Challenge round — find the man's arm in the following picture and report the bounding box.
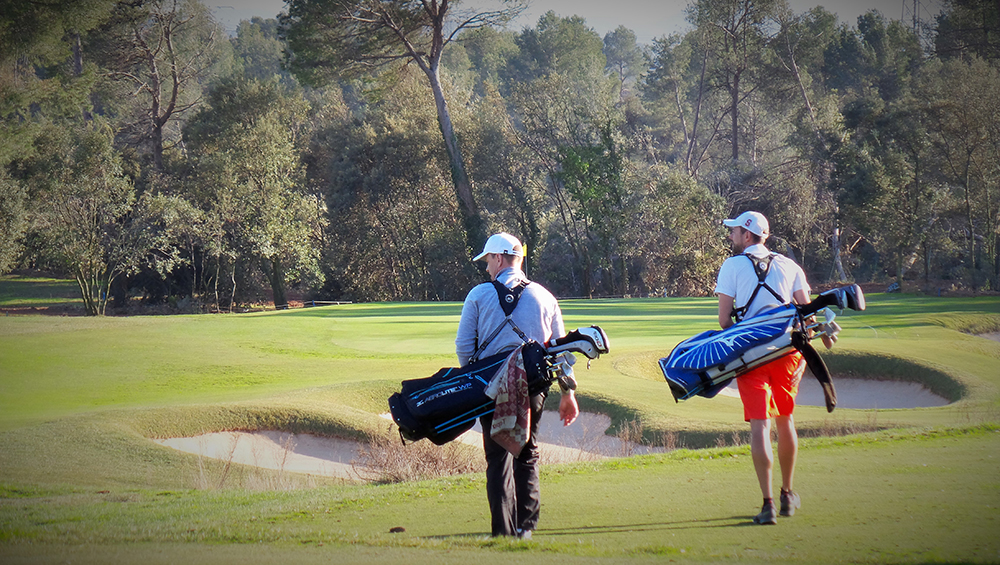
[455,295,479,366]
[792,288,809,306]
[718,293,735,329]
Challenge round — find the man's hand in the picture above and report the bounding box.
[558,392,579,426]
[818,320,841,349]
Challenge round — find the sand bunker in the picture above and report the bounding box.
[715,376,950,409]
[154,412,661,480]
[153,430,363,479]
[155,371,953,480]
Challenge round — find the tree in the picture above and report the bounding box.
[687,0,787,164]
[0,1,119,277]
[643,32,727,177]
[452,25,520,95]
[91,0,225,172]
[26,121,172,315]
[0,170,27,274]
[230,17,296,85]
[935,0,1000,61]
[511,10,606,82]
[555,125,636,296]
[919,56,1000,288]
[306,69,474,300]
[0,0,115,163]
[184,78,324,309]
[462,84,543,274]
[603,25,647,101]
[280,0,527,259]
[769,7,849,281]
[512,60,620,297]
[637,171,728,295]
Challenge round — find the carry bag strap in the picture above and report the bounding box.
[469,280,531,363]
[732,253,787,322]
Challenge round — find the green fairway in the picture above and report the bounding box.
[2,278,1000,563]
[0,274,81,314]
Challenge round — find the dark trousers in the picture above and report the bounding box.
[480,391,546,537]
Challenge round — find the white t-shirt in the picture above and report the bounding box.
[714,244,810,320]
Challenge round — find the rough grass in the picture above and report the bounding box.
[355,423,485,484]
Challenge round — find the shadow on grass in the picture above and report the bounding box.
[425,516,755,540]
[539,516,756,535]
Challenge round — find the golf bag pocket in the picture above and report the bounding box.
[390,351,505,445]
[388,343,549,445]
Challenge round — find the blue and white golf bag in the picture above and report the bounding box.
[659,285,866,412]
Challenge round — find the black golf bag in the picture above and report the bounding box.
[388,326,610,445]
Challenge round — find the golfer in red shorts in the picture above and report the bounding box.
[715,211,810,525]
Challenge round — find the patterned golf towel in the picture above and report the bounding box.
[484,345,531,455]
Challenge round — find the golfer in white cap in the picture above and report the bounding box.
[715,211,811,525]
[456,232,579,538]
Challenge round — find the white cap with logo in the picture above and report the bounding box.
[723,211,769,237]
[473,232,525,261]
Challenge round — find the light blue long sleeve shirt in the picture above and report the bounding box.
[455,267,565,366]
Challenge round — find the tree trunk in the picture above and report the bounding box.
[963,156,976,285]
[831,227,848,282]
[923,239,930,284]
[229,260,237,314]
[77,271,97,316]
[213,258,220,312]
[831,205,848,282]
[686,49,709,176]
[152,123,165,171]
[730,71,740,163]
[426,70,485,257]
[267,257,286,308]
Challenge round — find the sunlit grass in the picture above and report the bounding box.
[1,276,1000,563]
[0,274,80,309]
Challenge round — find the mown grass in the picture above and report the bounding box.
[1,276,1000,563]
[2,427,997,563]
[0,273,80,311]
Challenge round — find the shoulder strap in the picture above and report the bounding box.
[491,280,528,316]
[469,280,532,363]
[732,253,788,322]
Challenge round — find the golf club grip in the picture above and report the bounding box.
[549,331,582,347]
[797,294,835,317]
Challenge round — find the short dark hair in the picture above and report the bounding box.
[740,227,763,244]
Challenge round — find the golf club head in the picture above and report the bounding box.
[823,284,865,312]
[799,285,866,317]
[546,326,610,359]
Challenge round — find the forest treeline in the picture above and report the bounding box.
[1,0,998,314]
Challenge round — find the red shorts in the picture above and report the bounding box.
[736,351,802,421]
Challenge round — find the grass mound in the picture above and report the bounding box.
[823,350,967,401]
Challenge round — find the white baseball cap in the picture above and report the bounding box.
[473,232,525,261]
[723,211,769,237]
